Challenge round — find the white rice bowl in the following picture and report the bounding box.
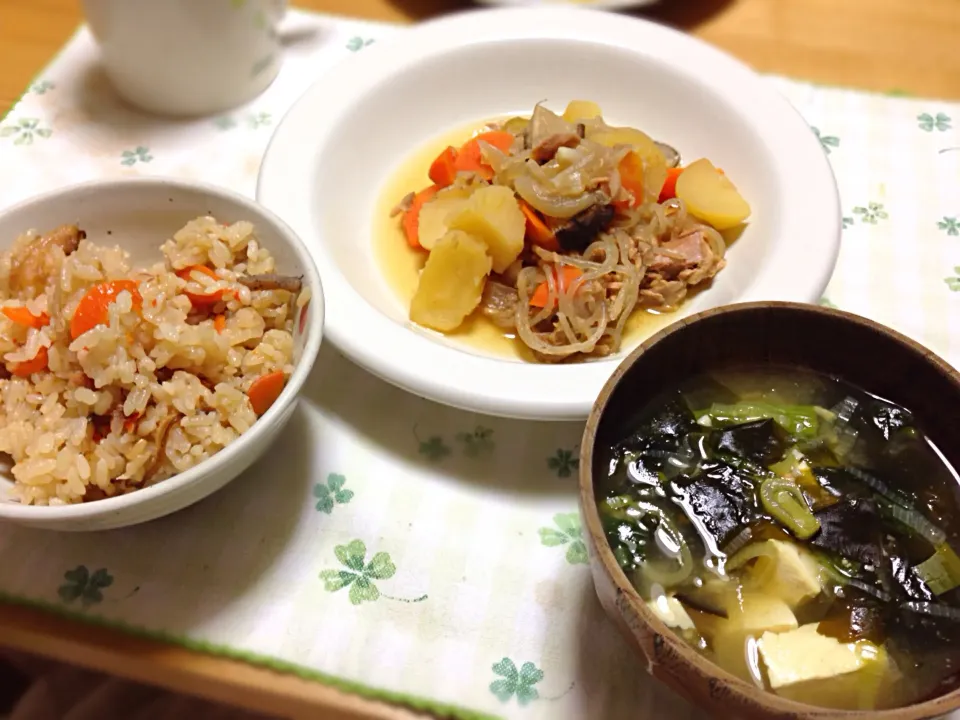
[0,179,323,530]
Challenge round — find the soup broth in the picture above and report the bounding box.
[596,366,960,710]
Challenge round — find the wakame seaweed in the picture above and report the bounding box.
[674,462,758,549]
[712,418,790,465]
[612,391,698,462]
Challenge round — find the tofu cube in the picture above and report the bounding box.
[747,540,822,609]
[759,624,869,688]
[647,595,695,631]
[759,624,897,710]
[692,593,798,640]
[692,594,798,684]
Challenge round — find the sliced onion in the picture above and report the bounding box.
[844,468,943,543]
[903,601,960,621]
[529,103,575,147]
[514,175,599,219]
[641,516,694,587]
[655,141,681,168]
[883,501,947,545]
[480,141,511,174]
[844,578,893,603]
[721,526,754,558]
[727,541,775,572]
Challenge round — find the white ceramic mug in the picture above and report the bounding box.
[81,0,287,117]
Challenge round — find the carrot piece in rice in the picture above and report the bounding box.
[248,370,286,416]
[2,306,49,328]
[70,280,142,339]
[177,265,233,307]
[10,346,48,377]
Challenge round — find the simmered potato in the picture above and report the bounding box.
[562,100,603,123]
[675,158,751,230]
[410,230,492,332]
[591,126,668,202]
[447,185,525,273]
[417,188,472,250]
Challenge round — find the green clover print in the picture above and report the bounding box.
[811,127,839,154]
[31,80,55,95]
[346,37,375,52]
[547,448,579,478]
[456,425,494,457]
[313,473,354,514]
[945,267,960,292]
[490,658,544,705]
[852,202,888,224]
[0,118,52,145]
[58,566,113,607]
[213,116,237,131]
[246,112,272,129]
[538,512,588,564]
[918,112,952,132]
[939,217,959,237]
[413,425,450,461]
[842,216,854,229]
[319,540,427,605]
[819,297,838,309]
[120,146,152,166]
[419,437,449,460]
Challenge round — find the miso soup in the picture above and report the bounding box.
[596,366,960,710]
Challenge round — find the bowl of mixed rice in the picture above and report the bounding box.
[0,178,324,531]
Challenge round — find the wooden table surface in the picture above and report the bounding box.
[0,0,959,717]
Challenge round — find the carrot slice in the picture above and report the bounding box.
[177,265,233,307]
[214,314,227,333]
[70,280,142,340]
[519,201,559,251]
[428,146,459,187]
[618,151,646,209]
[248,370,286,416]
[530,266,584,309]
[454,130,515,179]
[2,306,49,329]
[123,412,140,433]
[401,185,440,249]
[10,346,48,377]
[658,167,685,202]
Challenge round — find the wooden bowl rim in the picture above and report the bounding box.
[579,300,960,719]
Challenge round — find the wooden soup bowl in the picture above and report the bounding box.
[579,301,960,720]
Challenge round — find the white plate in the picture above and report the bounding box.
[257,7,841,421]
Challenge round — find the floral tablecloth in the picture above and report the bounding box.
[0,9,959,720]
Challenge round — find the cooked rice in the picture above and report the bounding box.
[0,217,309,506]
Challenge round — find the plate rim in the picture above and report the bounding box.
[257,7,841,421]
